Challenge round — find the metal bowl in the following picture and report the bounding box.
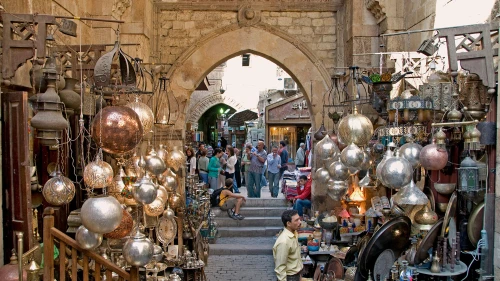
[436,202,448,213]
[433,183,456,195]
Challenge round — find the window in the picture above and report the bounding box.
[242,54,251,66]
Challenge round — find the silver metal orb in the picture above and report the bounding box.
[166,147,185,172]
[125,99,154,135]
[340,143,364,170]
[400,142,423,169]
[83,156,113,189]
[315,168,331,184]
[163,207,175,219]
[160,170,178,192]
[359,149,372,171]
[42,172,75,206]
[157,185,168,202]
[315,134,340,160]
[328,161,349,181]
[419,143,448,171]
[122,230,154,266]
[81,196,123,234]
[326,179,348,201]
[133,176,158,205]
[337,109,374,147]
[145,149,167,176]
[392,180,429,206]
[379,151,413,189]
[75,225,103,250]
[376,150,393,186]
[157,144,169,164]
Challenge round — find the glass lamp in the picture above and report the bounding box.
[457,156,479,199]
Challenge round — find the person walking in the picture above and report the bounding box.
[224,146,240,193]
[198,149,209,185]
[207,148,223,191]
[267,145,281,198]
[246,141,267,198]
[294,143,306,168]
[278,140,289,179]
[273,210,303,281]
[219,178,246,220]
[292,175,312,218]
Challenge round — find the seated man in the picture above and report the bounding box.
[219,178,247,220]
[292,175,311,218]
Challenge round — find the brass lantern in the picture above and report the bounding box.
[30,56,68,146]
[457,156,479,200]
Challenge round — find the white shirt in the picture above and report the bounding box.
[225,155,237,174]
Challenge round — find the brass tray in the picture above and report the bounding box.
[467,201,484,247]
[423,186,435,212]
[441,192,457,237]
[357,216,411,278]
[414,218,443,265]
[323,256,344,279]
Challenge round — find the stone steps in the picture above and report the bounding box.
[209,237,276,255]
[242,198,289,207]
[210,206,288,217]
[215,216,283,227]
[217,226,282,237]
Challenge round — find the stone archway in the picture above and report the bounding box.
[166,23,332,130]
[186,93,244,127]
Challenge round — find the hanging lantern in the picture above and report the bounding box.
[399,139,422,169]
[340,143,364,171]
[123,230,154,267]
[157,185,168,202]
[42,170,75,206]
[168,192,183,209]
[379,150,413,189]
[434,128,446,150]
[337,105,374,147]
[83,152,114,189]
[80,196,123,234]
[125,96,154,135]
[144,197,165,217]
[104,208,134,239]
[59,77,81,116]
[469,126,481,151]
[457,156,479,199]
[451,127,462,143]
[392,180,429,206]
[349,175,365,202]
[419,143,448,170]
[166,146,185,172]
[328,161,349,181]
[326,179,348,201]
[376,149,393,186]
[145,148,167,176]
[30,56,69,146]
[157,144,169,164]
[133,175,158,205]
[75,225,103,250]
[315,134,340,168]
[109,168,126,203]
[154,76,180,126]
[314,168,331,184]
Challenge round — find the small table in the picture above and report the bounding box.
[409,261,467,281]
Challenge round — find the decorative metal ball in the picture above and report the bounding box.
[161,173,178,192]
[359,149,372,171]
[328,161,349,181]
[392,180,429,206]
[42,172,76,206]
[314,168,331,184]
[75,225,103,250]
[168,192,183,209]
[379,151,413,189]
[326,179,348,201]
[104,208,134,239]
[125,155,143,178]
[122,230,154,267]
[340,143,364,170]
[81,196,123,234]
[419,143,448,170]
[157,185,168,202]
[83,157,113,189]
[133,176,158,205]
[108,174,126,204]
[315,134,340,160]
[125,99,154,135]
[157,144,169,164]
[91,106,143,155]
[144,197,165,217]
[337,110,374,147]
[376,150,393,186]
[166,147,185,172]
[145,149,167,176]
[163,207,175,219]
[399,142,423,169]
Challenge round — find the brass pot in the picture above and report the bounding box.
[337,108,374,147]
[125,98,154,135]
[414,205,438,225]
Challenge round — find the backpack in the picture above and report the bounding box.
[210,188,224,207]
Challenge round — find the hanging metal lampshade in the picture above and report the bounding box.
[59,77,81,116]
[30,56,69,146]
[328,160,349,181]
[122,229,154,267]
[144,197,165,217]
[340,143,364,171]
[166,146,185,172]
[337,105,374,147]
[83,152,114,189]
[133,174,158,205]
[157,144,169,164]
[399,139,422,169]
[314,134,340,169]
[326,179,348,201]
[145,148,167,176]
[154,76,180,126]
[379,150,413,189]
[81,196,123,234]
[392,180,429,205]
[103,208,134,239]
[419,143,448,170]
[314,167,331,184]
[314,124,327,141]
[75,225,103,250]
[376,149,393,186]
[42,170,75,206]
[125,96,154,135]
[457,156,479,199]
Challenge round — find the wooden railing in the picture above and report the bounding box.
[43,207,139,281]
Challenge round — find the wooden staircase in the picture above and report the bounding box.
[43,207,140,281]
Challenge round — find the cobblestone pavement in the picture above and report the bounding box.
[204,254,276,281]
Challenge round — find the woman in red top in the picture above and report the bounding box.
[292,175,311,217]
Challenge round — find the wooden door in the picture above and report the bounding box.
[1,91,33,263]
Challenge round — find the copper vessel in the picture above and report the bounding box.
[419,143,448,170]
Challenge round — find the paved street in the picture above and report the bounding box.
[204,254,277,281]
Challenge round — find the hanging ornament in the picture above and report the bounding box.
[376,149,394,187]
[157,144,169,164]
[379,150,413,189]
[104,208,134,239]
[359,148,372,171]
[83,152,113,189]
[42,170,75,206]
[168,192,183,209]
[81,196,123,234]
[434,128,447,150]
[163,206,175,219]
[157,185,169,202]
[399,139,423,169]
[75,225,103,250]
[419,143,448,170]
[392,180,429,205]
[108,168,126,203]
[145,148,167,176]
[133,174,158,205]
[337,105,374,147]
[91,106,143,155]
[314,168,331,184]
[340,143,364,171]
[166,146,185,172]
[328,161,349,181]
[314,134,340,169]
[326,179,348,201]
[125,96,154,135]
[314,124,327,141]
[122,229,154,267]
[144,197,165,217]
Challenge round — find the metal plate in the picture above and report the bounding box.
[467,201,484,247]
[324,256,344,279]
[357,216,411,278]
[373,249,395,280]
[414,218,443,265]
[156,216,178,245]
[441,192,457,237]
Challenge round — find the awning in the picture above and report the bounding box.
[227,109,258,127]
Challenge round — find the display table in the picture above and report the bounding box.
[409,261,467,280]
